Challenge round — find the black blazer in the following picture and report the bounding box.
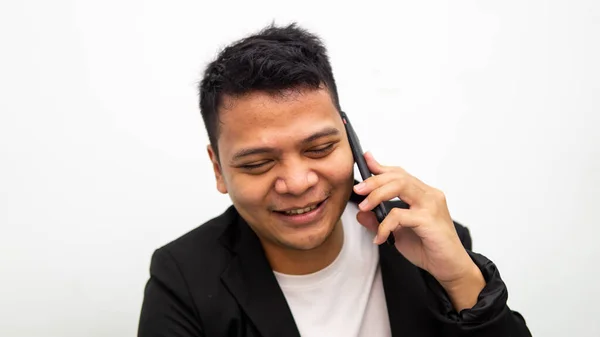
[138,192,531,337]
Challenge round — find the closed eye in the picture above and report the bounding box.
[238,143,336,172]
[307,143,335,155]
[239,161,270,170]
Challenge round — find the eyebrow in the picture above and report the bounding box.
[231,127,340,162]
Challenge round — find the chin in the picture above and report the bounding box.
[279,215,339,251]
[281,235,329,251]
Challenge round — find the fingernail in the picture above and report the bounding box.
[372,235,379,244]
[359,200,367,210]
[354,182,365,191]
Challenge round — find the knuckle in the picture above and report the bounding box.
[427,188,445,203]
[388,208,405,227]
[435,188,446,202]
[391,165,405,172]
[377,220,388,232]
[367,190,379,204]
[389,207,403,218]
[382,219,396,232]
[369,188,383,203]
[363,176,374,186]
[392,176,405,190]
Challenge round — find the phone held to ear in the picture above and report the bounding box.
[340,111,396,246]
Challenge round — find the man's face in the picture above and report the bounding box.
[207,87,355,251]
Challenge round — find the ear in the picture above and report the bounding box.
[207,145,228,194]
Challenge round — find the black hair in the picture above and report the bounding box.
[198,23,341,160]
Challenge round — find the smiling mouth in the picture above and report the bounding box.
[274,200,326,216]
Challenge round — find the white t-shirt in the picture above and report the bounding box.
[273,202,392,337]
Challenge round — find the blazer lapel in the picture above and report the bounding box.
[379,244,440,336]
[353,184,439,335]
[220,214,301,337]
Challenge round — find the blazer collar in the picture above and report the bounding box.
[218,186,428,337]
[220,210,301,337]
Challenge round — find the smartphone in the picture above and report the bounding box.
[341,111,395,245]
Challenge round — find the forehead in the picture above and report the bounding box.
[217,88,341,154]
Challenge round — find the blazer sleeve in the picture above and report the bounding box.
[419,222,532,337]
[138,248,205,337]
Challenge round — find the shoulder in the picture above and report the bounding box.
[139,206,243,335]
[149,206,238,282]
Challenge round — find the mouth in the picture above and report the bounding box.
[273,198,328,225]
[275,199,325,215]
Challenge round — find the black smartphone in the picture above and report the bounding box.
[340,111,395,245]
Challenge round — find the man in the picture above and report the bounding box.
[138,23,531,337]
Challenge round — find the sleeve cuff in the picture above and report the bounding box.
[419,250,509,325]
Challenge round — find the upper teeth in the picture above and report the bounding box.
[284,204,318,215]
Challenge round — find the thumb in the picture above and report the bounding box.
[356,210,379,233]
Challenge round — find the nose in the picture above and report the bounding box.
[274,159,319,196]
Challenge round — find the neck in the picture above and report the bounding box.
[262,220,344,275]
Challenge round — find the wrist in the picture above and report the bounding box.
[441,262,486,312]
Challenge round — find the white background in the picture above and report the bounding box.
[1,0,598,336]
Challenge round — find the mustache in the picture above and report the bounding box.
[268,190,332,211]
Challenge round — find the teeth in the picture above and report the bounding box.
[284,204,318,215]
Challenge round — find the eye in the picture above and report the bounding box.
[307,143,335,155]
[239,160,272,171]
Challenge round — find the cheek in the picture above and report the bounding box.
[318,148,355,185]
[226,172,272,207]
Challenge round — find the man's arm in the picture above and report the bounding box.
[353,152,531,336]
[418,223,532,337]
[138,249,204,337]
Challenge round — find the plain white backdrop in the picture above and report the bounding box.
[1,0,598,336]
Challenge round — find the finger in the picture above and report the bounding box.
[363,151,394,174]
[358,176,427,211]
[357,178,402,211]
[356,211,379,233]
[353,171,398,195]
[358,153,432,205]
[374,208,422,245]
